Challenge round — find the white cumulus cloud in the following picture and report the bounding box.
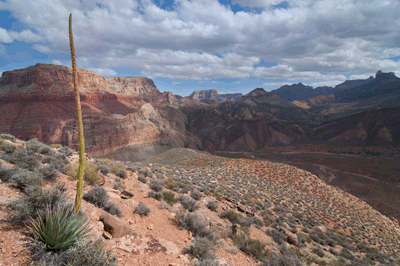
[87,67,117,76]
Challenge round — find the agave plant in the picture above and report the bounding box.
[28,205,91,251]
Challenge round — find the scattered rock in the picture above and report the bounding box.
[103,231,112,240]
[100,211,134,238]
[147,224,153,230]
[157,237,180,255]
[121,190,134,199]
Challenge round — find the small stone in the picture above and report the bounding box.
[147,224,153,230]
[103,231,112,239]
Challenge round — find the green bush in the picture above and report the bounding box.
[65,161,101,186]
[259,245,304,266]
[10,148,40,171]
[138,174,148,183]
[162,191,178,205]
[188,237,216,261]
[148,190,164,201]
[103,202,123,217]
[83,187,109,208]
[28,205,91,251]
[7,184,67,224]
[220,209,243,224]
[43,153,69,171]
[150,179,164,192]
[190,191,203,201]
[115,169,127,179]
[0,133,16,142]
[26,139,53,155]
[134,202,151,216]
[113,178,126,191]
[231,233,267,260]
[178,195,200,212]
[9,169,43,192]
[29,237,117,266]
[37,165,58,182]
[0,140,16,153]
[176,212,217,242]
[58,146,74,157]
[0,166,18,183]
[206,201,218,212]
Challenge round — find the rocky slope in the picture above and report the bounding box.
[1,139,399,266]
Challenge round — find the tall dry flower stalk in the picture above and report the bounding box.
[69,13,85,213]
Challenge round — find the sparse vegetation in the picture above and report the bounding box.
[134,202,151,216]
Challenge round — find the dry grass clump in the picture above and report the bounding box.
[65,161,101,186]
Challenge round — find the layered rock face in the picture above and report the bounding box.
[189,89,223,103]
[0,64,182,160]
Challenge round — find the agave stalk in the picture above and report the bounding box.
[69,13,85,213]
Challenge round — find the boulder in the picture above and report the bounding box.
[99,211,134,238]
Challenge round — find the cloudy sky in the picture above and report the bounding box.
[1,0,400,96]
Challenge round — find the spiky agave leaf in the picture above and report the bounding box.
[28,205,91,251]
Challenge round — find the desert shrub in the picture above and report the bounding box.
[297,234,307,248]
[156,173,164,179]
[206,201,218,212]
[103,202,123,217]
[108,161,125,174]
[231,233,267,260]
[150,179,164,192]
[312,246,325,257]
[163,178,177,190]
[0,140,16,153]
[65,161,101,186]
[176,212,217,242]
[190,191,202,201]
[253,217,265,229]
[9,169,43,192]
[138,174,148,183]
[10,148,40,171]
[239,216,253,228]
[42,153,69,171]
[113,178,126,191]
[267,228,285,245]
[162,191,178,205]
[138,168,147,175]
[50,144,63,149]
[134,202,151,216]
[0,166,18,183]
[83,186,109,208]
[28,205,91,251]
[146,170,154,178]
[259,245,304,266]
[188,237,216,261]
[220,209,243,224]
[58,146,74,157]
[114,169,127,179]
[148,190,163,201]
[340,248,354,260]
[29,237,117,266]
[7,184,68,224]
[37,164,58,182]
[26,139,53,155]
[0,133,16,142]
[98,164,110,175]
[178,195,200,212]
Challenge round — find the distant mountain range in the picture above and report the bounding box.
[0,64,399,161]
[271,76,375,101]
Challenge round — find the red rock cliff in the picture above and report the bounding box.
[0,63,183,160]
